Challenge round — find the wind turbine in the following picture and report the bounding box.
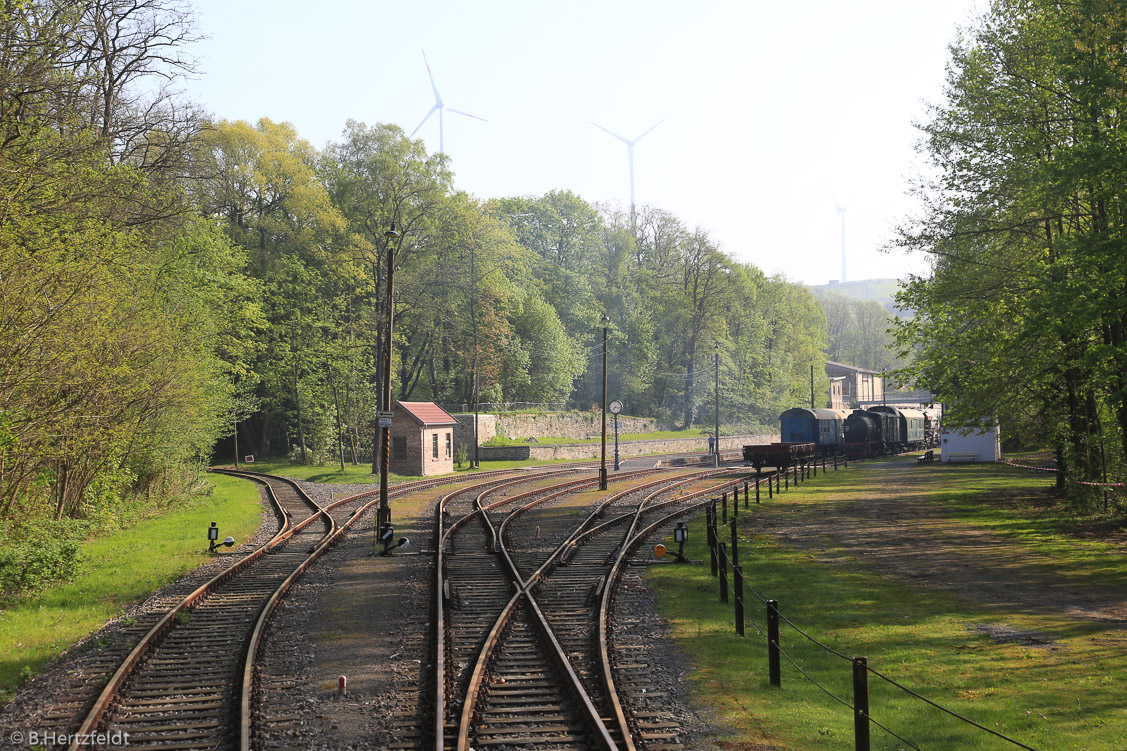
[591,119,664,218]
[410,51,485,154]
[828,186,847,283]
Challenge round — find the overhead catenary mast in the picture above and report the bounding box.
[410,50,486,153]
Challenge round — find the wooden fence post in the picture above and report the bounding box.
[767,600,781,686]
[718,543,729,603]
[733,565,745,637]
[853,657,870,751]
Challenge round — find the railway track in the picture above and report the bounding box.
[433,467,759,750]
[56,467,542,751]
[23,449,752,751]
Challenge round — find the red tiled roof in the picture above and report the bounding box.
[395,401,458,426]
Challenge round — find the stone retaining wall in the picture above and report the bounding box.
[452,414,498,451]
[495,412,656,440]
[476,434,777,462]
[452,411,657,448]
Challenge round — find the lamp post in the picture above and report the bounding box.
[609,399,623,471]
[377,222,400,555]
[470,238,480,470]
[714,343,720,468]
[810,358,815,409]
[600,315,610,490]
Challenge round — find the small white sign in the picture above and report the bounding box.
[244,455,254,463]
[378,416,394,428]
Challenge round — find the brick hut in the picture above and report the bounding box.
[389,401,458,477]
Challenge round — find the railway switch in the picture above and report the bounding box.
[207,522,235,553]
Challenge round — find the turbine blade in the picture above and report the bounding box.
[827,184,845,213]
[591,121,631,145]
[411,105,439,137]
[422,50,441,104]
[632,118,665,144]
[446,107,487,122]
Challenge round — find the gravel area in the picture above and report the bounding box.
[253,479,439,751]
[257,474,727,750]
[616,543,724,751]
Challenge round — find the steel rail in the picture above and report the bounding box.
[578,470,748,751]
[453,586,524,751]
[69,466,518,751]
[239,467,543,750]
[596,472,769,750]
[241,467,562,751]
[443,469,620,750]
[457,475,636,751]
[503,470,740,751]
[449,467,708,751]
[66,470,324,751]
[432,468,585,751]
[237,475,432,751]
[548,470,733,574]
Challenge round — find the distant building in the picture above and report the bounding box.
[389,401,458,477]
[829,377,845,410]
[824,361,884,407]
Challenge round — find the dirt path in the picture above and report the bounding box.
[755,458,1127,625]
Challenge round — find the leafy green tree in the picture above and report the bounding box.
[0,0,237,547]
[816,291,904,373]
[894,0,1127,490]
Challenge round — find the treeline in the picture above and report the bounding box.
[894,0,1127,495]
[815,291,904,374]
[0,0,827,578]
[200,119,827,465]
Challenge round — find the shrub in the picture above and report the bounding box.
[0,518,88,602]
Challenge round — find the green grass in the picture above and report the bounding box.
[0,473,263,699]
[229,459,431,485]
[648,461,1127,750]
[228,454,609,483]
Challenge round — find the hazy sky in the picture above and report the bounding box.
[183,0,983,286]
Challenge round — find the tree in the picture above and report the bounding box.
[194,118,346,460]
[894,0,1127,490]
[0,0,234,535]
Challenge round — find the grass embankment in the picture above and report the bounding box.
[648,461,1127,750]
[0,473,263,700]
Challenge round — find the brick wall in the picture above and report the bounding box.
[389,414,456,476]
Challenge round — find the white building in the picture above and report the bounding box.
[940,424,1001,463]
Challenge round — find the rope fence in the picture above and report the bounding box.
[693,459,1044,751]
[999,457,1127,488]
